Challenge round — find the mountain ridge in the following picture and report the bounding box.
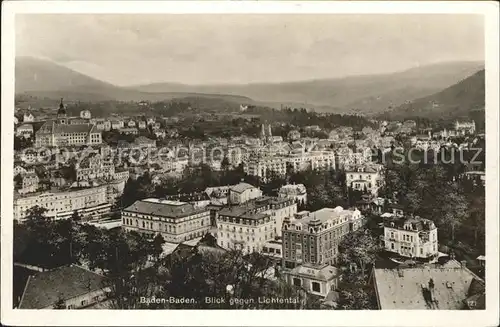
[16,56,484,115]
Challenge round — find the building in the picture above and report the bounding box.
[80,110,92,119]
[75,154,115,182]
[278,184,307,206]
[17,172,39,195]
[121,199,211,242]
[134,136,156,147]
[228,182,263,204]
[119,127,139,135]
[345,164,383,195]
[282,207,363,269]
[18,265,110,309]
[35,121,102,147]
[111,120,124,130]
[216,196,297,253]
[455,120,476,135]
[138,121,147,129]
[371,263,485,309]
[244,156,287,180]
[16,124,34,138]
[383,216,438,259]
[287,130,301,141]
[23,112,35,122]
[14,186,111,222]
[284,264,340,298]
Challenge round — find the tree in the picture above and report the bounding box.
[338,228,381,280]
[71,210,81,222]
[152,234,165,262]
[53,295,67,309]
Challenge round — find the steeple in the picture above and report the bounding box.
[57,98,67,117]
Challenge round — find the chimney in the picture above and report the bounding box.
[460,260,467,268]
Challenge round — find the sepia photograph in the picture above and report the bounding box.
[1,1,499,326]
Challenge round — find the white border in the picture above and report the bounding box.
[1,1,499,326]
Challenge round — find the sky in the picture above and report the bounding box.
[16,14,484,86]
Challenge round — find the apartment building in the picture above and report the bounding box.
[121,199,210,242]
[244,156,287,180]
[216,196,297,253]
[383,216,438,259]
[14,186,111,222]
[281,206,363,269]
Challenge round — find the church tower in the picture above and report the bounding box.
[57,98,67,118]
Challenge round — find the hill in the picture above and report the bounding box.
[132,61,484,114]
[16,57,484,116]
[15,57,255,105]
[384,69,485,121]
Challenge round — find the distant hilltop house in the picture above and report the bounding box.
[18,265,110,309]
[383,216,438,260]
[239,104,248,112]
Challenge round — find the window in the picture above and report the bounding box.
[293,278,302,287]
[312,282,321,293]
[391,243,395,250]
[81,300,88,307]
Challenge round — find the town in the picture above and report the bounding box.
[13,96,486,310]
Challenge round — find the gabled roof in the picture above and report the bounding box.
[19,265,107,309]
[229,182,256,193]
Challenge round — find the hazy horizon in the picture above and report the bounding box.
[16,14,484,86]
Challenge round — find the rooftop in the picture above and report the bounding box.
[384,216,436,231]
[289,264,339,281]
[373,266,484,310]
[229,182,257,193]
[19,265,107,309]
[123,198,207,218]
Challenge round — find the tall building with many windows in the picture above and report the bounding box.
[281,206,363,269]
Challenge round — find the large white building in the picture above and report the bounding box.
[14,186,111,222]
[216,196,297,254]
[228,182,263,204]
[35,121,102,147]
[345,164,383,195]
[244,151,337,180]
[455,120,476,135]
[122,199,211,242]
[16,124,34,138]
[383,216,438,259]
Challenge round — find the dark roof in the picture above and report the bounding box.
[123,199,207,219]
[19,265,107,309]
[384,216,436,231]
